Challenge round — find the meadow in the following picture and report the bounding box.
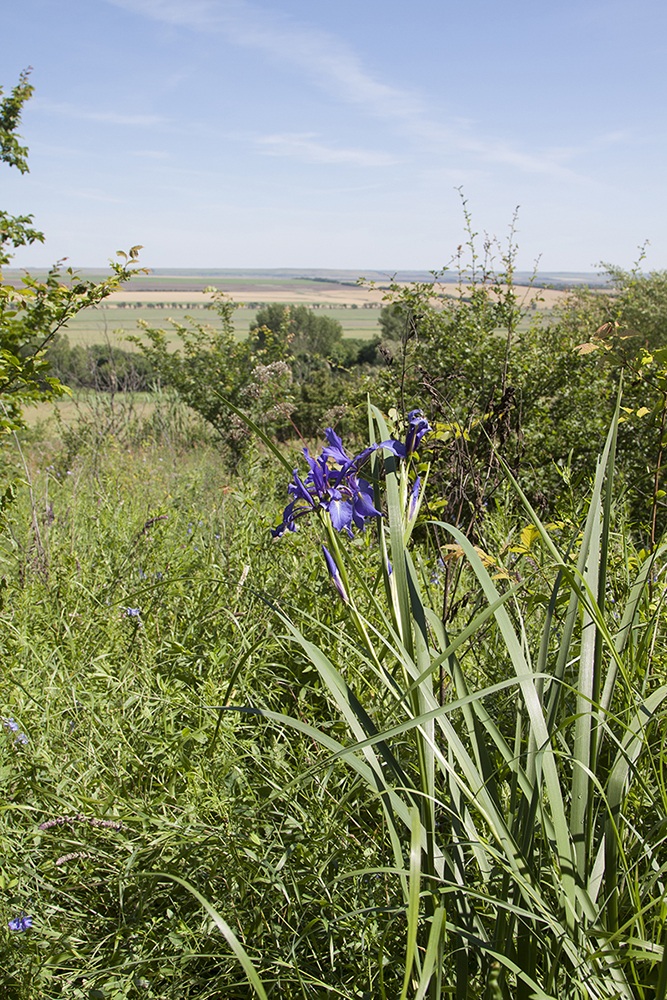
[60,304,384,349]
[2,261,667,1000]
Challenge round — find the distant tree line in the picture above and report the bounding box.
[44,301,389,396]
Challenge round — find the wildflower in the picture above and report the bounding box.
[429,556,446,586]
[55,851,91,866]
[322,546,349,603]
[405,410,430,456]
[39,815,79,830]
[320,427,375,472]
[8,915,32,932]
[272,430,380,538]
[39,813,123,831]
[125,607,141,619]
[380,409,431,459]
[272,417,429,539]
[320,427,351,467]
[2,717,28,745]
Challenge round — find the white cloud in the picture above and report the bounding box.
[107,0,422,119]
[35,100,168,127]
[255,133,400,167]
[104,0,615,181]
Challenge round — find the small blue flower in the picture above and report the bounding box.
[430,557,446,586]
[8,915,33,932]
[125,607,142,619]
[2,718,28,745]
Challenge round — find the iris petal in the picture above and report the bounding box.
[378,438,407,458]
[328,497,353,533]
[321,428,350,466]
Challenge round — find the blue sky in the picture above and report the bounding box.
[3,0,666,271]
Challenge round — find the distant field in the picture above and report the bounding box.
[63,281,566,348]
[60,302,384,348]
[23,390,158,430]
[3,267,565,348]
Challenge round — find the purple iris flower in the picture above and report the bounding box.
[302,448,329,495]
[8,915,33,932]
[380,409,431,459]
[322,546,349,603]
[327,488,352,534]
[408,476,421,520]
[348,474,382,528]
[321,428,378,475]
[272,430,382,538]
[405,410,430,456]
[320,428,352,468]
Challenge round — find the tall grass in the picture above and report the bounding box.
[0,436,402,998]
[246,401,667,998]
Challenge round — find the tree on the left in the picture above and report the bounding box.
[0,68,142,431]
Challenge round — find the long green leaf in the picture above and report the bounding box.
[151,872,268,999]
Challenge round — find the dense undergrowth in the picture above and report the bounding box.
[0,432,399,998]
[0,386,665,999]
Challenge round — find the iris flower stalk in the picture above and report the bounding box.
[271,412,432,676]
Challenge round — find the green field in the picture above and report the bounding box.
[24,390,158,428]
[60,304,383,348]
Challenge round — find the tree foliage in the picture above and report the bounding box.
[0,70,143,432]
[132,299,381,452]
[250,302,343,357]
[565,261,667,539]
[368,224,614,534]
[131,292,297,459]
